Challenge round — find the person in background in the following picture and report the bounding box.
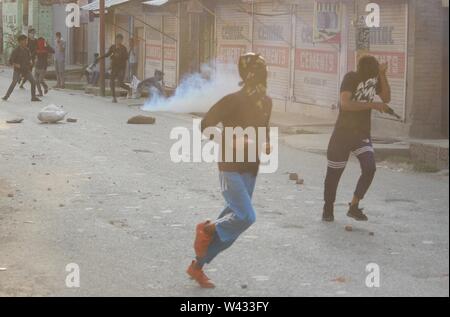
[128,37,139,81]
[322,55,391,222]
[85,53,100,86]
[19,28,38,89]
[96,33,131,103]
[54,31,66,89]
[35,37,54,96]
[2,35,41,102]
[136,70,164,98]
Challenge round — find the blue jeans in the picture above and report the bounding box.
[197,172,257,267]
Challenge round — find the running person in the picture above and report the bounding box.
[2,35,41,102]
[97,33,131,103]
[35,37,54,96]
[187,53,273,288]
[322,55,391,222]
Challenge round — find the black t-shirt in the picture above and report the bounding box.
[106,44,128,70]
[28,38,38,61]
[201,90,273,176]
[9,47,32,74]
[334,72,381,138]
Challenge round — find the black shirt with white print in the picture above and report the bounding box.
[335,72,381,139]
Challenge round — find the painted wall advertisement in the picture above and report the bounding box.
[313,0,341,44]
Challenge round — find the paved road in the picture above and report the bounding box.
[0,70,448,296]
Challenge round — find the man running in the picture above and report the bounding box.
[187,53,273,288]
[322,55,391,222]
[2,35,41,102]
[97,33,131,103]
[19,28,38,89]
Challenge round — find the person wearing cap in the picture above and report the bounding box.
[186,53,273,288]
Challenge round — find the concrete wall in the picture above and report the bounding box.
[407,0,448,138]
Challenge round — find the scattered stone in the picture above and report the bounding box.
[6,118,24,124]
[296,178,305,185]
[369,232,375,236]
[48,188,51,191]
[59,204,65,207]
[241,284,248,289]
[127,115,156,125]
[332,277,347,283]
[7,193,14,198]
[0,268,7,272]
[289,173,299,181]
[345,225,353,232]
[32,163,36,166]
[66,118,78,123]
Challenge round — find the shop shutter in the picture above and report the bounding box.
[347,0,408,120]
[253,1,292,100]
[294,0,341,108]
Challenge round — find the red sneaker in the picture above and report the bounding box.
[187,261,215,288]
[194,221,213,258]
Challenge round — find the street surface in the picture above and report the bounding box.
[0,69,448,296]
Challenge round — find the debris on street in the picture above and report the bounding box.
[66,118,78,123]
[6,118,24,124]
[289,173,299,181]
[127,115,156,125]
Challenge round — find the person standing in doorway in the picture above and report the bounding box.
[2,35,41,102]
[97,33,131,103]
[54,32,66,89]
[322,55,391,222]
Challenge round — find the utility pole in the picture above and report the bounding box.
[99,0,106,97]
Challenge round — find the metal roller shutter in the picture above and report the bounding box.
[215,2,251,74]
[145,15,163,79]
[253,1,292,100]
[162,15,178,88]
[347,0,408,121]
[294,0,341,108]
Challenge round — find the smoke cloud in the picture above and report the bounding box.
[142,63,240,113]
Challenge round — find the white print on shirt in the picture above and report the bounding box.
[354,77,378,103]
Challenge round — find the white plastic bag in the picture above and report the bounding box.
[37,104,67,123]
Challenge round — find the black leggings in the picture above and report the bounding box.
[324,132,377,204]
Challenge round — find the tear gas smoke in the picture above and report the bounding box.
[142,63,240,113]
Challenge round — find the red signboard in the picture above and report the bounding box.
[254,45,290,68]
[218,45,247,64]
[295,49,338,74]
[146,44,177,62]
[368,51,406,78]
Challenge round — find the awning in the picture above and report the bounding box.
[81,0,131,11]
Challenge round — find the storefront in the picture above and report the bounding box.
[214,0,409,121]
